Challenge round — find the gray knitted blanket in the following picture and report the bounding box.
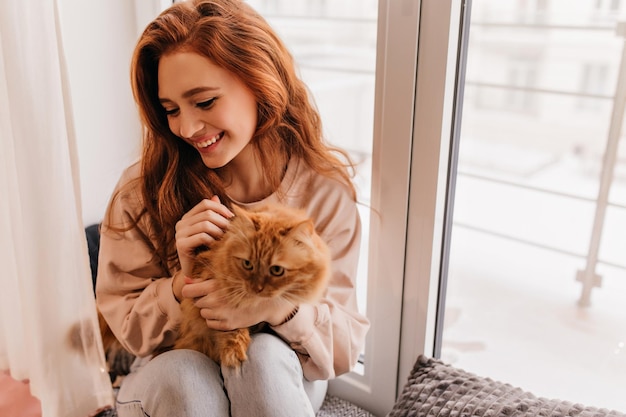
[317,395,375,417]
[387,355,625,417]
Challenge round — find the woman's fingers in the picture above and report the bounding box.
[175,199,233,246]
[181,281,235,330]
[181,278,219,300]
[177,217,227,242]
[176,235,213,256]
[177,209,230,234]
[200,309,235,331]
[182,198,234,220]
[175,198,233,266]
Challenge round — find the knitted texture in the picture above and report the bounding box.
[388,355,626,417]
[317,394,375,417]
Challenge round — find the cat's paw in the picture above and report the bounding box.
[220,348,247,369]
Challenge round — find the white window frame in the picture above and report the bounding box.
[327,1,469,415]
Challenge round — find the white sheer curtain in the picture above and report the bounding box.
[0,1,113,416]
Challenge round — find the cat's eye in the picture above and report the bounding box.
[241,259,253,270]
[269,265,284,277]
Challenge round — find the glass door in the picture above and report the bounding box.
[441,0,626,412]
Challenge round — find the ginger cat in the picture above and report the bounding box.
[173,203,331,369]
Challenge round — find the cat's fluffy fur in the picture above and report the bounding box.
[66,311,135,385]
[173,203,331,369]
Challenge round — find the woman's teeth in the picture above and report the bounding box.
[197,132,222,148]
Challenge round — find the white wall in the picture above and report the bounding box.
[57,0,151,226]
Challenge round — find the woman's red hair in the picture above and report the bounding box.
[116,0,356,268]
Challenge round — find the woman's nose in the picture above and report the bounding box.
[178,110,204,139]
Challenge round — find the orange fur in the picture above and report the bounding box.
[173,203,331,369]
[66,309,136,386]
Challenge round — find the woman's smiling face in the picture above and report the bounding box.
[158,51,258,169]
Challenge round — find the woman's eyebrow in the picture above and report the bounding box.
[182,86,219,99]
[159,86,220,104]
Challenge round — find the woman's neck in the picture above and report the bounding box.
[219,145,285,204]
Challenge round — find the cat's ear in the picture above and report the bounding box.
[293,218,314,233]
[289,218,317,246]
[230,204,258,232]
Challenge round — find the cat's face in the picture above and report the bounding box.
[193,204,330,306]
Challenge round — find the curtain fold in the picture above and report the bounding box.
[0,0,114,416]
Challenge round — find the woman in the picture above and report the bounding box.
[95,0,369,416]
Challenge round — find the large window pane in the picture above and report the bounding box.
[443,0,626,412]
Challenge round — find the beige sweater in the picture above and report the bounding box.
[95,157,370,381]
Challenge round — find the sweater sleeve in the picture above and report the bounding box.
[270,174,370,381]
[95,164,182,357]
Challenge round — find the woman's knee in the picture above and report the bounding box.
[223,333,314,417]
[242,333,302,376]
[132,349,220,387]
[117,349,229,417]
[221,333,302,382]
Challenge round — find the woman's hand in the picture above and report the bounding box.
[181,278,298,330]
[175,195,234,279]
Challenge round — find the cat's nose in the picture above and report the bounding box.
[254,283,264,293]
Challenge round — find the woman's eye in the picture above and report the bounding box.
[163,107,179,116]
[241,259,253,270]
[197,97,217,109]
[269,265,284,277]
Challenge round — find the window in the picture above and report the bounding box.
[442,0,626,411]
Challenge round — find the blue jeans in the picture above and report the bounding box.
[115,333,327,417]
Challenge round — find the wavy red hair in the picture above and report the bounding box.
[116,0,356,268]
